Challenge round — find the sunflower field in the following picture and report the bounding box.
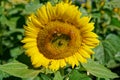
[0,0,120,80]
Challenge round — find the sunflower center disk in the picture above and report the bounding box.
[51,33,70,49]
[37,21,81,59]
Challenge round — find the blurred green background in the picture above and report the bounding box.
[0,0,120,80]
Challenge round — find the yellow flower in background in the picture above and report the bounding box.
[21,2,99,71]
[9,0,29,4]
[113,8,120,15]
[100,1,105,7]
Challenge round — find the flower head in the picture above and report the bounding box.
[21,2,99,71]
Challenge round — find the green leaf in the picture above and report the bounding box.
[94,42,106,64]
[0,15,8,25]
[107,25,120,31]
[82,59,119,78]
[97,77,110,80]
[106,60,120,68]
[0,6,4,15]
[40,73,51,80]
[0,16,19,30]
[106,34,120,51]
[92,13,101,19]
[115,52,120,62]
[109,0,120,8]
[10,47,23,58]
[0,61,41,78]
[22,76,42,80]
[79,7,88,16]
[94,41,115,64]
[41,68,54,74]
[0,70,10,80]
[8,7,23,16]
[6,17,19,30]
[111,18,120,27]
[23,0,42,15]
[94,34,120,65]
[69,69,92,80]
[53,71,63,80]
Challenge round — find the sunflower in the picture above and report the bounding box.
[21,2,99,71]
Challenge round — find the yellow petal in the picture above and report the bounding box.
[23,42,36,48]
[81,44,94,54]
[30,14,44,28]
[75,53,87,63]
[49,60,60,71]
[55,2,67,19]
[78,49,90,58]
[83,38,99,46]
[61,3,81,23]
[73,55,79,66]
[24,31,37,38]
[21,38,36,43]
[46,2,56,20]
[65,56,77,68]
[25,47,38,56]
[82,32,98,38]
[36,5,48,24]
[59,59,66,68]
[78,17,91,27]
[80,22,94,33]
